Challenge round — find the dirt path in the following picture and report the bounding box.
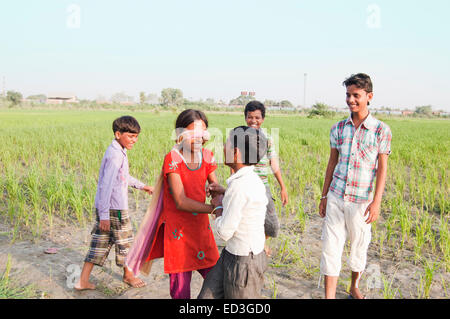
[0,203,448,299]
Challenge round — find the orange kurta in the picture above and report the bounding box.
[146,148,219,273]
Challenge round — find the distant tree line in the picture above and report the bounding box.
[1,89,447,118]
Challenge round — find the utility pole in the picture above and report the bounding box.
[303,73,307,108]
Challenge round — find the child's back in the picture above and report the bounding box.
[218,165,267,256]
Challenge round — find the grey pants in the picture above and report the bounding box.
[264,185,279,238]
[197,249,268,299]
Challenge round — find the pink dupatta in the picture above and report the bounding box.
[125,171,164,276]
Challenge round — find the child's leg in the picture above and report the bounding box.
[77,211,114,290]
[264,185,279,238]
[349,271,365,299]
[324,276,339,299]
[75,262,96,290]
[197,251,226,299]
[320,192,347,298]
[110,209,146,288]
[264,185,279,257]
[170,271,193,299]
[123,266,146,288]
[223,250,267,299]
[345,201,372,298]
[197,266,212,279]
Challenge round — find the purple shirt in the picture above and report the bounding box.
[95,140,145,220]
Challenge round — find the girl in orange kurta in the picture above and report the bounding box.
[146,109,221,299]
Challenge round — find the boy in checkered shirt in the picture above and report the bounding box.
[319,73,392,299]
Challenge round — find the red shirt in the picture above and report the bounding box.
[146,147,219,273]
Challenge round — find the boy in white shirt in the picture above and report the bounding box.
[198,126,268,299]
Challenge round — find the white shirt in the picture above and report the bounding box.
[215,165,268,256]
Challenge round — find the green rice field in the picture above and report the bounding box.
[0,109,449,298]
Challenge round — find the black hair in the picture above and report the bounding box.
[228,126,268,165]
[343,73,373,93]
[112,116,141,134]
[244,100,266,119]
[175,109,209,130]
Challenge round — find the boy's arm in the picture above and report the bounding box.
[269,156,288,206]
[215,186,246,242]
[128,175,145,189]
[128,175,153,194]
[319,148,339,218]
[364,153,388,224]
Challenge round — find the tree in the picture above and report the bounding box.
[160,88,183,106]
[139,92,146,105]
[146,93,159,105]
[414,105,432,116]
[205,98,215,105]
[264,99,277,107]
[27,94,47,104]
[229,94,255,106]
[111,92,134,104]
[6,90,23,105]
[280,100,293,108]
[27,94,46,101]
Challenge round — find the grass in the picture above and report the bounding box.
[382,274,399,299]
[0,254,38,299]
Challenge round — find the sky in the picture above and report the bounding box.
[1,0,449,110]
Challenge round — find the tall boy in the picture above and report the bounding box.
[75,116,153,290]
[198,126,268,299]
[319,73,392,299]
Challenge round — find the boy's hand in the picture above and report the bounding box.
[207,183,225,197]
[214,208,223,218]
[211,194,223,208]
[280,187,288,206]
[143,185,154,195]
[364,199,381,224]
[99,220,110,232]
[319,198,327,218]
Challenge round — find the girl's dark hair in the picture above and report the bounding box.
[112,116,141,134]
[244,101,266,119]
[175,109,209,130]
[343,73,373,93]
[229,126,268,165]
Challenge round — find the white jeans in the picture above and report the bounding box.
[320,191,372,276]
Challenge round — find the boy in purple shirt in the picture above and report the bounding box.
[75,116,153,290]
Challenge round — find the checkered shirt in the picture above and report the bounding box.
[329,113,392,203]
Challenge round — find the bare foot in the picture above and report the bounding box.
[349,287,365,299]
[123,275,146,288]
[74,281,96,291]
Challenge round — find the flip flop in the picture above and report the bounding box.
[44,248,59,254]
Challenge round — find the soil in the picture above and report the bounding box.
[0,198,448,299]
